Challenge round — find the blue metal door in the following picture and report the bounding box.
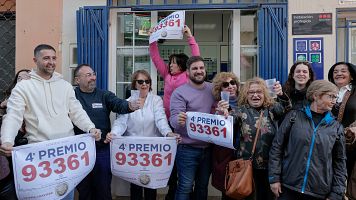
[77,6,109,89]
[258,4,288,83]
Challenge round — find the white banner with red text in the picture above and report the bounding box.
[149,11,185,44]
[186,112,235,149]
[12,134,96,200]
[110,136,177,189]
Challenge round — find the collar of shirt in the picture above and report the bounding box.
[337,84,352,103]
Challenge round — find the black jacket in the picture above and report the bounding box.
[269,105,347,200]
[74,87,131,146]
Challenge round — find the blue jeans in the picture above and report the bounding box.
[175,144,212,200]
[76,145,112,200]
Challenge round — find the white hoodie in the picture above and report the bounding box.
[0,70,95,145]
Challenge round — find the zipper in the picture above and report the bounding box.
[301,119,322,193]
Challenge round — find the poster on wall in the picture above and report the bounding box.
[292,13,332,35]
[293,38,324,79]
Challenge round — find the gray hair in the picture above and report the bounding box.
[306,80,339,102]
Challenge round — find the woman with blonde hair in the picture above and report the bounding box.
[217,77,291,200]
[269,80,347,200]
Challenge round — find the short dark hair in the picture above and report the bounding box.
[131,70,152,91]
[186,56,204,70]
[74,64,91,77]
[34,44,56,57]
[168,53,189,74]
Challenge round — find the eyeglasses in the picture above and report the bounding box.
[247,90,263,96]
[222,80,237,88]
[324,93,338,101]
[79,72,96,78]
[136,80,151,85]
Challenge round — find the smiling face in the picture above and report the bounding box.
[333,64,352,88]
[221,77,238,98]
[33,49,56,79]
[135,73,151,97]
[188,60,206,85]
[75,66,97,93]
[247,83,265,108]
[314,92,338,113]
[293,64,310,89]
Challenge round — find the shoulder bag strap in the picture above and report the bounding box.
[337,90,351,122]
[250,111,264,158]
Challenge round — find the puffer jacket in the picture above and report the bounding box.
[269,105,347,200]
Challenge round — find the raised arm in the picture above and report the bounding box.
[184,25,200,56]
[149,28,169,78]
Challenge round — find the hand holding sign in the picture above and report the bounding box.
[186,112,235,149]
[149,11,185,44]
[12,134,96,200]
[110,136,177,189]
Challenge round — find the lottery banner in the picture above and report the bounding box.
[110,136,177,189]
[12,134,96,200]
[186,112,235,149]
[149,11,185,44]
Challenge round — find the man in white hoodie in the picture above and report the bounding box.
[0,43,100,150]
[0,44,100,199]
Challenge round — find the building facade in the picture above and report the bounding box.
[14,0,356,197]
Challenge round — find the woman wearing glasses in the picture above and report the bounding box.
[210,72,239,200]
[283,61,315,110]
[217,77,290,200]
[328,62,356,200]
[107,70,180,200]
[269,80,347,200]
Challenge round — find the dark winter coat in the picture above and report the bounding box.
[269,105,347,200]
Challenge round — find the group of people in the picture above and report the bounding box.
[0,24,355,200]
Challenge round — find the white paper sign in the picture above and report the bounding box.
[12,134,96,200]
[149,11,185,44]
[186,112,235,149]
[110,136,177,189]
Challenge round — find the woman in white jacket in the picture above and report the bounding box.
[108,70,179,200]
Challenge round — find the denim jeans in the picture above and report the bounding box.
[175,144,212,200]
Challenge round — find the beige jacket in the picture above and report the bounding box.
[0,70,95,145]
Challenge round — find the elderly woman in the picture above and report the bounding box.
[269,80,347,200]
[211,72,239,200]
[283,61,315,109]
[328,62,356,199]
[218,77,290,200]
[106,70,179,200]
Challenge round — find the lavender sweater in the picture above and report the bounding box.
[170,82,215,148]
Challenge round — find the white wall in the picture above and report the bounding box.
[61,0,106,82]
[288,0,356,79]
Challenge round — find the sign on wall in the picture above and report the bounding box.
[292,13,332,35]
[293,38,324,79]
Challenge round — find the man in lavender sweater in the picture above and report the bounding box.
[170,56,215,200]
